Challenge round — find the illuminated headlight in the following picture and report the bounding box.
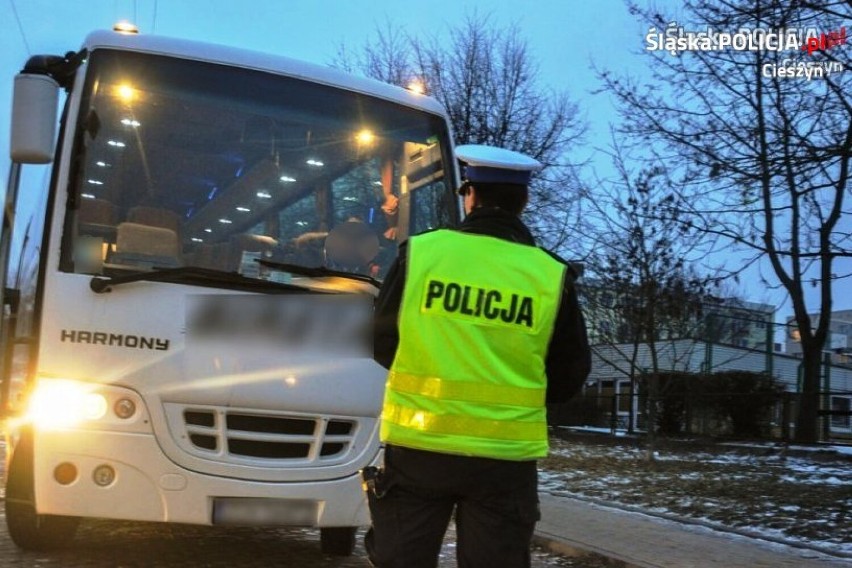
[27,379,108,429]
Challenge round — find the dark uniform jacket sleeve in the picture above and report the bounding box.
[545,271,591,404]
[373,241,407,369]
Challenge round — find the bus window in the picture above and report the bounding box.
[63,50,457,283]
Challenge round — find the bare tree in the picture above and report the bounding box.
[334,20,413,87]
[601,0,851,442]
[582,158,717,449]
[334,15,587,252]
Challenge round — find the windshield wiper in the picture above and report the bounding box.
[90,266,314,294]
[256,259,381,288]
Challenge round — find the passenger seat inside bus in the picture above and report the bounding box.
[77,197,119,238]
[126,206,182,233]
[111,206,183,269]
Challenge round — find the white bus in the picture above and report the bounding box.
[1,26,459,554]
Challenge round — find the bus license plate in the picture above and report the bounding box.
[212,497,317,526]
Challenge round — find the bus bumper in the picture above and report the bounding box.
[30,429,376,527]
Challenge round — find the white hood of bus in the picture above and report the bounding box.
[37,274,388,481]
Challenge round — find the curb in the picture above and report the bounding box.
[532,532,643,568]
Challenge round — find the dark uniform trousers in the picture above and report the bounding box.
[365,444,540,568]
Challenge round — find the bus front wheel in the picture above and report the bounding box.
[320,526,357,556]
[5,500,80,550]
[4,428,80,550]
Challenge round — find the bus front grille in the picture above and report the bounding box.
[170,405,358,465]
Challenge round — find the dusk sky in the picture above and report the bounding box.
[0,0,648,164]
[1,0,848,318]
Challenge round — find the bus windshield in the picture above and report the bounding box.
[64,50,456,283]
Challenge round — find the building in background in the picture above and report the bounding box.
[574,340,852,440]
[701,298,776,351]
[580,281,777,351]
[572,286,851,441]
[786,310,852,366]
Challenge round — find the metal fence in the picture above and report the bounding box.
[548,390,852,443]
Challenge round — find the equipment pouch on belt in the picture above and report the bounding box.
[360,466,389,499]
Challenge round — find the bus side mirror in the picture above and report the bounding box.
[10,73,59,164]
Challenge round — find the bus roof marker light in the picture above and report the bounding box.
[406,80,426,95]
[113,21,139,34]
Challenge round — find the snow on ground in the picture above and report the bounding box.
[540,431,852,558]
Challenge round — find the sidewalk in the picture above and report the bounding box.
[533,493,851,568]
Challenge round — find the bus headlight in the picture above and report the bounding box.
[27,379,108,429]
[114,398,136,419]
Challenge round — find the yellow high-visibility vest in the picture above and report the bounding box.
[380,229,566,460]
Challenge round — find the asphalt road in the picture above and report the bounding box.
[0,500,604,567]
[0,506,369,567]
[0,440,601,566]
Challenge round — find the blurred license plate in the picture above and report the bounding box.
[187,294,371,356]
[212,498,317,526]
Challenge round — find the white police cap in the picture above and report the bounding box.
[456,144,543,185]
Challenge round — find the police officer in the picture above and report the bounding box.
[367,145,591,568]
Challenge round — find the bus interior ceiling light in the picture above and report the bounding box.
[115,84,137,102]
[356,129,376,145]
